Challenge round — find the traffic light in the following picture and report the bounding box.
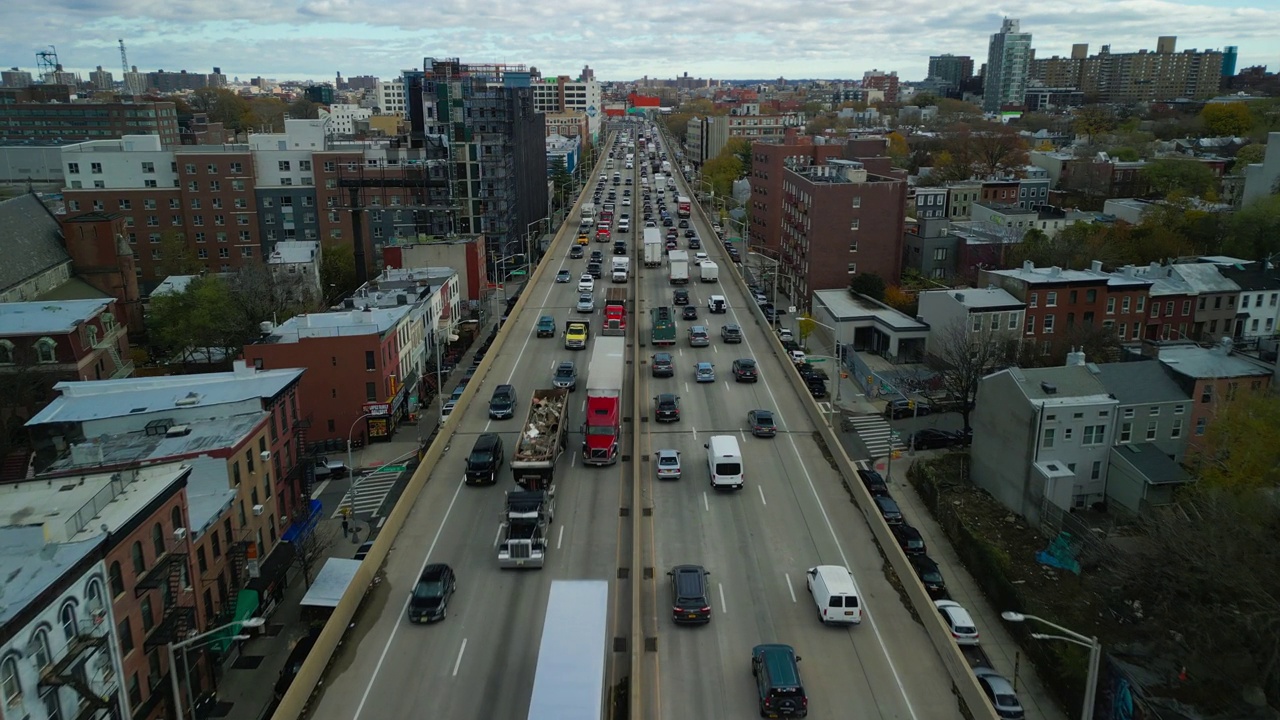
[907,400,916,409]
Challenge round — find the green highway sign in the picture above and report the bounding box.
[805,358,826,363]
[380,465,408,473]
[511,270,527,276]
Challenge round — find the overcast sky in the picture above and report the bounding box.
[3,0,1277,84]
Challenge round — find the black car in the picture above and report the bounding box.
[669,564,711,624]
[684,229,696,238]
[752,644,807,718]
[732,357,758,382]
[682,305,698,320]
[747,409,777,438]
[909,555,947,598]
[857,468,890,497]
[909,428,962,450]
[407,563,456,623]
[488,384,517,420]
[465,433,504,485]
[891,524,927,556]
[663,217,675,227]
[654,393,681,422]
[274,628,321,699]
[873,495,904,525]
[678,219,690,228]
[651,352,675,377]
[688,237,701,249]
[569,245,584,259]
[587,262,602,278]
[590,250,604,262]
[885,398,932,420]
[673,289,689,305]
[613,241,627,255]
[806,378,828,399]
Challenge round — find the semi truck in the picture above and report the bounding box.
[649,306,676,346]
[677,195,692,218]
[511,389,570,492]
[525,580,609,720]
[611,256,630,283]
[653,173,666,193]
[643,228,663,267]
[668,250,689,285]
[583,336,625,466]
[564,320,590,350]
[580,202,595,229]
[602,288,627,336]
[497,490,555,569]
[700,260,719,283]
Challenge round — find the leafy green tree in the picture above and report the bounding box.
[320,243,358,305]
[1223,195,1280,263]
[147,275,239,365]
[155,230,204,278]
[1072,105,1117,143]
[188,87,252,132]
[1200,102,1254,137]
[248,97,288,132]
[1141,158,1217,198]
[886,132,910,167]
[1232,142,1267,171]
[1196,391,1280,493]
[1110,146,1141,162]
[548,156,573,210]
[848,272,886,301]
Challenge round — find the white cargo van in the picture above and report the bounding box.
[806,565,862,625]
[704,435,744,490]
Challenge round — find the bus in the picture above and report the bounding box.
[526,580,610,720]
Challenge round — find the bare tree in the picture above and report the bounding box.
[926,321,1021,430]
[291,520,337,590]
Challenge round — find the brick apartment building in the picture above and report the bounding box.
[0,100,180,146]
[749,131,907,311]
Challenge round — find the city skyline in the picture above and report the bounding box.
[1,0,1277,85]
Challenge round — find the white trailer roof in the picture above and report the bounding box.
[587,336,626,393]
[526,580,610,720]
[299,558,363,608]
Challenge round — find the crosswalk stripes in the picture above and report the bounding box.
[843,414,905,459]
[332,469,402,519]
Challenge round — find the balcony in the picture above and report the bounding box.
[133,551,181,597]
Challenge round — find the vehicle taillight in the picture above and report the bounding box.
[701,606,711,613]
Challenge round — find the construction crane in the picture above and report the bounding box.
[118,39,129,79]
[36,46,58,80]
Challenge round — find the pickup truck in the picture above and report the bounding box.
[311,457,350,480]
[564,320,590,350]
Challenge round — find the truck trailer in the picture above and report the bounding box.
[668,250,689,285]
[583,336,625,466]
[649,306,676,346]
[525,581,609,720]
[511,389,570,492]
[643,228,663,267]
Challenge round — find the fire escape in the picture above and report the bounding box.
[39,618,120,720]
[139,531,196,655]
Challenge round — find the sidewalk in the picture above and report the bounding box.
[871,454,1069,720]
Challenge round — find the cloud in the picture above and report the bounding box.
[2,0,1276,81]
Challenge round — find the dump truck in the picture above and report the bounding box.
[643,228,663,267]
[511,389,570,492]
[497,490,555,569]
[668,250,689,285]
[603,288,627,336]
[650,306,676,346]
[564,320,589,350]
[583,336,625,466]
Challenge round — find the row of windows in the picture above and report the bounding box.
[1,576,106,707]
[0,337,58,364]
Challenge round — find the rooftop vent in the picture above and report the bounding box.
[174,392,201,407]
[165,425,192,438]
[1041,382,1058,394]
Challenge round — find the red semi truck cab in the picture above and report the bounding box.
[583,336,625,465]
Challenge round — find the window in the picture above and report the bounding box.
[151,522,166,557]
[1043,315,1055,334]
[1046,292,1057,307]
[1182,300,1191,316]
[141,161,155,173]
[210,180,220,191]
[933,247,948,261]
[1137,296,1145,312]
[2,656,20,705]
[1171,419,1183,438]
[1122,297,1131,313]
[1146,421,1158,441]
[278,160,291,172]
[34,338,56,363]
[140,596,154,632]
[1008,313,1018,330]
[68,162,80,174]
[848,241,859,252]
[91,162,102,174]
[1174,404,1185,415]
[972,315,982,332]
[131,540,146,574]
[1201,384,1212,403]
[118,617,134,654]
[31,630,50,669]
[324,161,337,172]
[366,381,377,401]
[1082,425,1105,445]
[1091,461,1102,480]
[1119,422,1132,443]
[231,162,243,173]
[197,248,208,259]
[1106,297,1115,314]
[60,602,78,641]
[849,219,860,231]
[299,160,312,171]
[1151,303,1160,318]
[219,248,229,259]
[847,263,857,274]
[109,561,124,596]
[1025,316,1035,334]
[1195,417,1207,436]
[1042,428,1055,448]
[1063,427,1074,440]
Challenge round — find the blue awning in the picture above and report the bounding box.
[282,499,323,544]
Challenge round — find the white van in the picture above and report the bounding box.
[806,565,862,625]
[704,435,744,490]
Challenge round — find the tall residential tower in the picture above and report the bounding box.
[983,18,1033,114]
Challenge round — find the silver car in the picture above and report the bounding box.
[655,449,681,480]
[576,292,595,313]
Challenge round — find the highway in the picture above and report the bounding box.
[306,124,960,720]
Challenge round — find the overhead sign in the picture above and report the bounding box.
[587,105,598,118]
[364,402,391,417]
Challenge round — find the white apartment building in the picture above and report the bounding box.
[317,104,372,138]
[533,78,602,137]
[377,80,407,117]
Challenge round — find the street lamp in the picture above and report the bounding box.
[434,321,460,418]
[346,412,375,483]
[168,616,266,720]
[1001,611,1101,720]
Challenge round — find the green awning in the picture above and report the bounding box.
[210,589,260,654]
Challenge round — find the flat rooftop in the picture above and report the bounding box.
[42,413,264,474]
[0,299,110,335]
[0,526,103,626]
[260,306,413,344]
[814,289,929,331]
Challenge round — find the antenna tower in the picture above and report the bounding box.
[36,46,58,79]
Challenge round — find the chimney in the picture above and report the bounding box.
[1090,260,1103,273]
[1022,260,1035,271]
[1065,348,1086,366]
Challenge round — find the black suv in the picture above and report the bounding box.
[751,644,808,717]
[732,358,758,382]
[668,564,711,624]
[891,523,927,556]
[857,468,889,497]
[654,393,681,422]
[488,384,517,420]
[673,289,689,305]
[407,563,456,623]
[274,628,320,699]
[651,352,674,377]
[909,555,947,598]
[465,433,504,485]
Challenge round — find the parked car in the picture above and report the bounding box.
[651,352,675,377]
[857,468,890,497]
[873,495,904,525]
[885,398,932,420]
[655,449,682,480]
[908,428,962,449]
[747,409,777,438]
[274,629,321,699]
[891,523,927,556]
[935,600,980,645]
[974,668,1026,719]
[909,555,947,598]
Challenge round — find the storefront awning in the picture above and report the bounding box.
[281,499,323,544]
[210,589,260,654]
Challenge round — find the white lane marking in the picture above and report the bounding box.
[376,516,387,529]
[352,479,467,719]
[713,344,718,354]
[740,430,747,443]
[492,523,503,547]
[757,485,767,505]
[571,451,577,467]
[785,434,921,720]
[702,492,709,512]
[557,524,565,550]
[312,479,331,497]
[718,583,727,614]
[684,382,690,393]
[785,573,797,603]
[692,426,698,441]
[452,639,467,677]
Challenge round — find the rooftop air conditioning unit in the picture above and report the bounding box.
[252,505,265,516]
[174,528,187,540]
[165,425,192,437]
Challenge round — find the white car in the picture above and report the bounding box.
[578,274,595,292]
[655,449,682,480]
[694,252,708,265]
[934,600,980,645]
[576,292,595,313]
[622,197,631,206]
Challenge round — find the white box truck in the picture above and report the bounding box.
[668,250,689,285]
[699,261,718,283]
[580,201,595,229]
[611,256,630,283]
[643,228,663,267]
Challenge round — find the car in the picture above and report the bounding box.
[934,600,980,645]
[663,217,675,227]
[590,250,604,262]
[678,219,690,228]
[646,351,676,377]
[687,237,701,249]
[747,409,777,438]
[672,289,689,305]
[488,384,517,420]
[806,378,828,399]
[666,228,678,241]
[908,555,947,598]
[873,495,904,525]
[274,628,321,699]
[645,220,657,228]
[891,523,927,555]
[613,241,627,255]
[687,325,710,347]
[857,468,889,496]
[681,305,698,320]
[578,274,595,292]
[751,644,808,718]
[732,358,759,383]
[407,563,456,623]
[621,197,631,206]
[665,239,678,251]
[909,428,963,450]
[684,229,696,238]
[439,399,456,422]
[569,245,584,259]
[693,252,708,265]
[586,262,602,278]
[465,433,504,484]
[721,324,743,343]
[576,292,595,313]
[885,398,932,420]
[973,668,1026,719]
[668,564,712,624]
[694,361,716,383]
[653,393,681,422]
[552,361,578,391]
[555,269,572,283]
[655,449,682,480]
[536,315,556,338]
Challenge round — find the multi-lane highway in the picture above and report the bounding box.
[306,125,961,720]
